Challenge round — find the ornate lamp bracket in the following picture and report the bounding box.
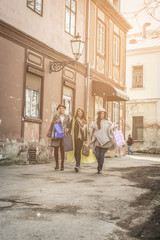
[50,60,75,73]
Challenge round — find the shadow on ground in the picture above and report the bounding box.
[111,166,160,240]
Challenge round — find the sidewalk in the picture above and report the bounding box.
[0,154,160,240]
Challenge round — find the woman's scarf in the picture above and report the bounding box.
[76,117,87,131]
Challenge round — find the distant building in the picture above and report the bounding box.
[126,32,160,153]
[0,0,130,161]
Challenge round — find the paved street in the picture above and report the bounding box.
[0,154,160,240]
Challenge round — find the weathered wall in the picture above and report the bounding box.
[126,100,160,153]
[41,58,63,143]
[75,72,86,111]
[0,37,24,140]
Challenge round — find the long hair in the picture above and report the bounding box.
[97,111,107,129]
[75,108,87,121]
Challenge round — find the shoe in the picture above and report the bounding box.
[60,167,64,171]
[55,166,59,170]
[97,170,102,174]
[74,166,79,173]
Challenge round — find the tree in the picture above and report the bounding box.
[122,0,160,22]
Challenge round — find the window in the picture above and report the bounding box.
[27,0,43,15]
[97,20,105,55]
[113,35,120,65]
[63,86,74,116]
[95,96,103,120]
[132,66,143,88]
[132,116,143,140]
[113,102,119,125]
[25,73,41,118]
[65,0,76,36]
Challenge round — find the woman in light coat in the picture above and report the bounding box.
[91,108,114,174]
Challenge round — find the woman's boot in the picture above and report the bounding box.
[60,160,64,171]
[54,147,59,170]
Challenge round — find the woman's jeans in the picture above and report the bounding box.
[127,145,133,155]
[75,139,83,167]
[95,146,107,171]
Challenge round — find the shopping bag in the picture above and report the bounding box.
[54,123,64,139]
[94,129,110,146]
[63,135,73,152]
[113,130,125,147]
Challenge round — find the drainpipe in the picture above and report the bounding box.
[85,0,90,121]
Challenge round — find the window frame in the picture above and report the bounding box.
[97,19,105,56]
[27,0,43,16]
[132,65,143,88]
[113,101,119,126]
[132,116,144,141]
[24,72,43,122]
[94,96,104,120]
[65,0,77,37]
[62,85,74,116]
[113,34,120,66]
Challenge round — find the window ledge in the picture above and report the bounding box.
[133,140,144,143]
[24,117,42,124]
[129,88,145,90]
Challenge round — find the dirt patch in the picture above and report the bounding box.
[114,166,160,240]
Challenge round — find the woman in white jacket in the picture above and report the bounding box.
[91,108,114,174]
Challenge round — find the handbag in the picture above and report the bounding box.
[94,129,110,146]
[51,138,61,147]
[63,135,73,152]
[54,123,64,139]
[82,144,90,156]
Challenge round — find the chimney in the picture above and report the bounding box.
[142,23,151,38]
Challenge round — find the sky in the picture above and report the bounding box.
[120,0,160,35]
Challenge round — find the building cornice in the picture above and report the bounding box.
[127,46,160,55]
[91,0,131,33]
[127,98,160,104]
[0,19,87,76]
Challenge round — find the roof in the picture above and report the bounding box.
[127,37,160,51]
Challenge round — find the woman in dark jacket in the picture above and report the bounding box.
[47,104,70,171]
[69,108,87,172]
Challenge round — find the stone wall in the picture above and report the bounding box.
[125,100,160,154]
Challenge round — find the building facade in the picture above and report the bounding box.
[0,0,130,161]
[126,34,160,153]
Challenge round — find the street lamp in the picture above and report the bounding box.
[50,33,85,72]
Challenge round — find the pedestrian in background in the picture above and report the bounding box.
[127,134,133,155]
[90,108,114,174]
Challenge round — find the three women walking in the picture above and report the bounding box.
[48,105,114,174]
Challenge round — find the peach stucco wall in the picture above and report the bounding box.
[0,37,25,139]
[0,0,86,64]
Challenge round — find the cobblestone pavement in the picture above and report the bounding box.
[0,154,160,240]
